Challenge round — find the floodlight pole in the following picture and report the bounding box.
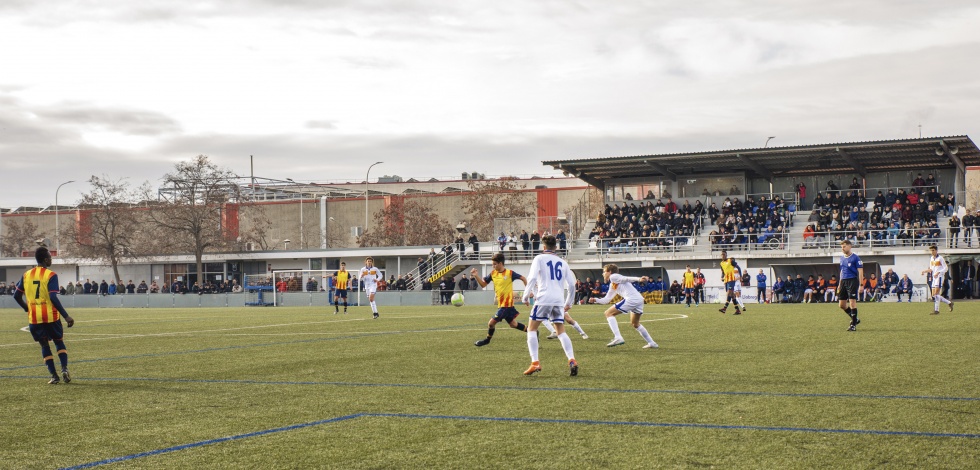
[365,162,383,236]
[55,180,75,255]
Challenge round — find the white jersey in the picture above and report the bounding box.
[522,252,575,307]
[359,267,382,290]
[929,255,947,288]
[595,273,644,305]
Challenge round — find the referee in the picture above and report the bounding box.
[837,240,864,331]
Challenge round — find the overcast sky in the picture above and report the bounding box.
[2,0,979,207]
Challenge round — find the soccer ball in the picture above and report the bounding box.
[451,293,465,307]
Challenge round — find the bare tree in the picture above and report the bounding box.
[66,176,144,283]
[149,155,239,284]
[359,198,454,247]
[0,217,44,257]
[238,204,275,251]
[462,178,538,241]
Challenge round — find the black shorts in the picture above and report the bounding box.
[492,307,520,323]
[838,278,859,301]
[29,321,64,342]
[335,289,348,299]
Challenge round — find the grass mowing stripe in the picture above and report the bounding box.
[59,414,365,470]
[0,323,480,371]
[60,411,980,469]
[4,374,977,402]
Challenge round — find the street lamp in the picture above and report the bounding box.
[365,162,383,236]
[55,180,75,255]
[764,136,776,148]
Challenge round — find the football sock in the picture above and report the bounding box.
[570,321,586,336]
[736,297,745,309]
[515,322,527,332]
[557,333,575,360]
[40,342,56,376]
[486,326,495,340]
[843,307,851,318]
[606,316,623,340]
[370,301,378,313]
[636,324,655,345]
[543,320,557,334]
[936,295,950,305]
[527,331,539,362]
[934,298,940,311]
[53,339,68,368]
[850,308,858,323]
[334,301,339,312]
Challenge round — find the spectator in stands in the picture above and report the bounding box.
[107,281,117,295]
[896,274,913,302]
[125,280,135,294]
[458,274,469,291]
[422,278,432,291]
[520,229,530,255]
[468,232,479,258]
[625,192,633,200]
[668,280,682,304]
[99,280,109,296]
[508,232,518,253]
[949,214,961,248]
[497,232,507,251]
[137,281,148,294]
[729,185,740,196]
[756,269,767,304]
[881,269,898,298]
[530,230,540,255]
[556,229,567,254]
[454,234,465,259]
[815,275,827,302]
[849,177,863,197]
[912,173,926,192]
[803,224,816,248]
[925,173,936,190]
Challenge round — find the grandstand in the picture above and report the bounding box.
[1,136,978,308]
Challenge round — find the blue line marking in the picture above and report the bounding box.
[60,411,980,469]
[59,413,364,470]
[3,374,976,402]
[364,413,980,439]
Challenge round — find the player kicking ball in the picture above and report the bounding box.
[520,236,579,376]
[471,255,530,347]
[921,245,953,315]
[359,257,383,319]
[589,264,659,349]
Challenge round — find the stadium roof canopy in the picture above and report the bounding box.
[543,136,979,190]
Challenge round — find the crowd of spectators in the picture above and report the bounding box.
[708,195,792,250]
[803,175,955,248]
[590,199,703,252]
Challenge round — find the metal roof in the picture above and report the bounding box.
[543,136,980,189]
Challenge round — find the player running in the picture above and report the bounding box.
[359,257,383,319]
[333,262,350,314]
[838,240,864,331]
[520,236,578,376]
[718,250,742,315]
[683,265,699,307]
[589,264,660,349]
[921,245,953,315]
[13,247,76,384]
[471,254,529,347]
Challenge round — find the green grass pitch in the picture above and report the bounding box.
[1,301,977,469]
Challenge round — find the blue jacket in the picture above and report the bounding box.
[756,273,767,288]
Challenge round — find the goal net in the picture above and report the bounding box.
[270,269,382,307]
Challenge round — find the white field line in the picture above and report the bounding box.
[2,312,688,347]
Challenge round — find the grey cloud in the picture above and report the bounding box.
[35,104,182,136]
[342,56,402,69]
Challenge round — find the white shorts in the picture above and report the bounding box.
[364,286,378,295]
[804,289,814,294]
[530,305,565,323]
[733,282,741,293]
[613,298,645,315]
[931,277,942,289]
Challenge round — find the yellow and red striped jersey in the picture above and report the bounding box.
[484,268,522,308]
[18,267,60,324]
[720,259,739,282]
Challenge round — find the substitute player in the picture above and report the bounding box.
[837,240,864,331]
[589,264,659,349]
[359,257,383,319]
[718,250,742,315]
[520,236,578,376]
[683,265,699,307]
[333,262,351,314]
[13,247,75,384]
[471,254,529,347]
[921,245,954,315]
